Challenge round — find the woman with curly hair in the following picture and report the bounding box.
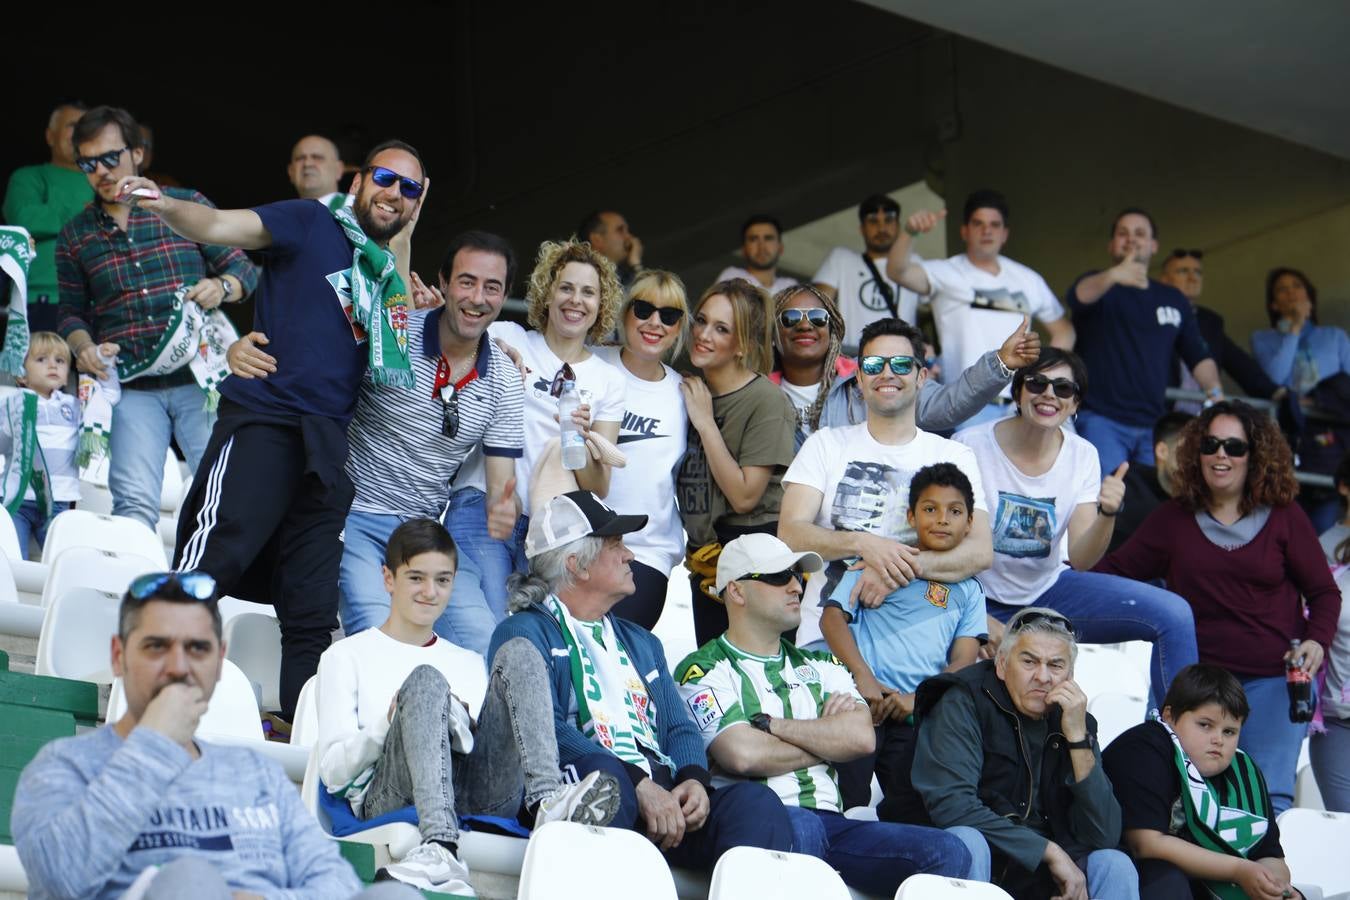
[446,239,627,622]
[1097,400,1341,815]
[676,278,797,644]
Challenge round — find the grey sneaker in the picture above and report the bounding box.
[376,840,476,895]
[536,769,622,827]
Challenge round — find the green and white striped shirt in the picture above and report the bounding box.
[676,637,861,812]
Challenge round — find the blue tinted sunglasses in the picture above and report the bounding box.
[859,354,918,376]
[365,166,425,199]
[127,571,218,603]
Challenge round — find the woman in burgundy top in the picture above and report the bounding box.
[1097,400,1340,816]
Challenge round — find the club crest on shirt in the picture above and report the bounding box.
[686,689,723,731]
[680,663,705,684]
[925,582,950,609]
[794,665,822,685]
[325,270,368,344]
[594,721,614,748]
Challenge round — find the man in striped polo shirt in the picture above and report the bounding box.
[676,533,989,895]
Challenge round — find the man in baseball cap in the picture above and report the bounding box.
[488,492,792,870]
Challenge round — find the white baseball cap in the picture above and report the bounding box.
[715,533,824,594]
[525,491,648,559]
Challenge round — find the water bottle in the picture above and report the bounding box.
[1286,639,1314,723]
[558,380,587,470]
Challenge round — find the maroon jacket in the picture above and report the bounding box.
[1096,499,1341,677]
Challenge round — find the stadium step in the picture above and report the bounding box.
[0,702,77,844]
[0,670,99,728]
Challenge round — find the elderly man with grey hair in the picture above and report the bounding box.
[909,607,1139,900]
[487,490,792,870]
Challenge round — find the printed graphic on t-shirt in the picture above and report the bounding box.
[831,459,910,536]
[130,802,281,858]
[992,491,1056,559]
[971,287,1031,314]
[619,409,667,444]
[677,428,710,515]
[324,269,367,344]
[857,270,894,313]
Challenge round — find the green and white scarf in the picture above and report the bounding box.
[75,348,121,468]
[548,596,674,776]
[331,207,413,388]
[0,391,50,518]
[116,284,238,407]
[1161,720,1269,900]
[0,226,35,377]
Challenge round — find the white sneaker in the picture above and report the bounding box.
[536,769,622,827]
[376,841,476,895]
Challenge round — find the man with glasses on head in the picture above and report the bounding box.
[677,533,987,895]
[54,105,258,532]
[11,570,414,899]
[910,607,1138,900]
[812,193,919,349]
[116,139,426,723]
[716,214,799,295]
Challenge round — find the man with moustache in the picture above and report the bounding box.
[55,105,258,531]
[117,140,425,720]
[715,215,798,295]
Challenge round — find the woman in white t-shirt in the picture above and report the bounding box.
[954,347,1198,711]
[594,270,689,629]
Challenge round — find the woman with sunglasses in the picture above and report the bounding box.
[1097,400,1341,815]
[770,285,1039,449]
[592,271,690,628]
[955,347,1199,714]
[677,279,797,645]
[446,240,627,616]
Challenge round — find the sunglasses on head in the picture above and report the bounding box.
[778,308,830,329]
[549,361,576,399]
[127,571,218,603]
[1009,609,1074,635]
[630,299,684,327]
[859,354,918,376]
[75,147,129,174]
[1023,374,1080,400]
[364,165,425,199]
[1199,436,1249,458]
[742,569,806,587]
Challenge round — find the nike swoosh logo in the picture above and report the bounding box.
[618,433,666,444]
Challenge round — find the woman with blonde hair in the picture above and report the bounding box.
[676,279,796,644]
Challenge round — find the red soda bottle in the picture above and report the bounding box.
[1286,639,1314,724]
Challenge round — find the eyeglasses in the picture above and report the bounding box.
[1199,436,1249,458]
[1008,609,1074,635]
[1023,374,1080,400]
[631,299,684,327]
[859,355,918,376]
[1168,248,1204,260]
[75,147,129,174]
[127,571,218,603]
[778,308,830,329]
[364,166,425,199]
[741,569,806,587]
[549,361,576,399]
[440,386,460,439]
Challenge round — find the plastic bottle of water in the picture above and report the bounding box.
[558,380,587,470]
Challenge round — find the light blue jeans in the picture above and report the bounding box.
[443,487,527,624]
[1238,674,1310,817]
[1076,408,1155,476]
[109,383,211,530]
[12,500,70,560]
[338,508,495,655]
[1310,714,1350,813]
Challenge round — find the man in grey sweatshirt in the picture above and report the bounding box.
[11,571,413,900]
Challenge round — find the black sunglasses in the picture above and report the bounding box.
[1168,248,1204,260]
[1023,375,1080,400]
[1199,436,1249,458]
[631,299,684,327]
[549,361,576,399]
[440,386,460,439]
[779,308,830,329]
[742,569,806,587]
[365,165,425,199]
[127,571,218,603]
[1009,609,1074,635]
[75,147,129,174]
[860,354,918,376]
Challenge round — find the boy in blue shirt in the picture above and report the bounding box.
[820,462,986,821]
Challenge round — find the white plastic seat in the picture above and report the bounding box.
[1295,763,1326,811]
[107,659,265,743]
[290,675,320,748]
[42,509,168,567]
[709,846,849,899]
[1088,690,1148,749]
[0,504,23,559]
[160,449,184,514]
[38,546,161,609]
[519,821,676,900]
[1276,808,1350,896]
[77,480,115,516]
[217,594,278,626]
[299,738,422,861]
[0,551,43,639]
[35,585,124,682]
[224,612,282,712]
[894,874,1016,899]
[1073,644,1148,704]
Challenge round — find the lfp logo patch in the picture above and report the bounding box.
[686,690,724,732]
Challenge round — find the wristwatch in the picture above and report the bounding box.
[217,277,233,303]
[1097,502,1121,518]
[1064,736,1093,750]
[750,712,773,733]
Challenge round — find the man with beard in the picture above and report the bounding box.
[715,215,798,295]
[116,141,425,720]
[812,194,919,349]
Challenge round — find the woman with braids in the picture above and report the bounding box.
[676,279,797,645]
[767,283,1041,447]
[1097,400,1341,816]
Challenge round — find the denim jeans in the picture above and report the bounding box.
[443,488,527,623]
[360,639,564,843]
[1237,674,1309,817]
[1076,409,1155,476]
[109,382,212,530]
[338,509,495,655]
[989,567,1200,712]
[11,499,70,560]
[142,855,416,899]
[1310,714,1350,813]
[784,807,975,894]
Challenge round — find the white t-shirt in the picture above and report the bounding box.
[812,247,920,348]
[714,266,799,297]
[453,322,627,509]
[779,378,821,436]
[593,346,688,574]
[954,421,1100,605]
[783,422,988,647]
[922,254,1064,397]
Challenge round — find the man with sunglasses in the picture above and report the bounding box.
[54,105,258,532]
[715,214,798,295]
[116,139,426,723]
[910,607,1137,900]
[11,571,414,899]
[677,533,986,894]
[812,193,919,349]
